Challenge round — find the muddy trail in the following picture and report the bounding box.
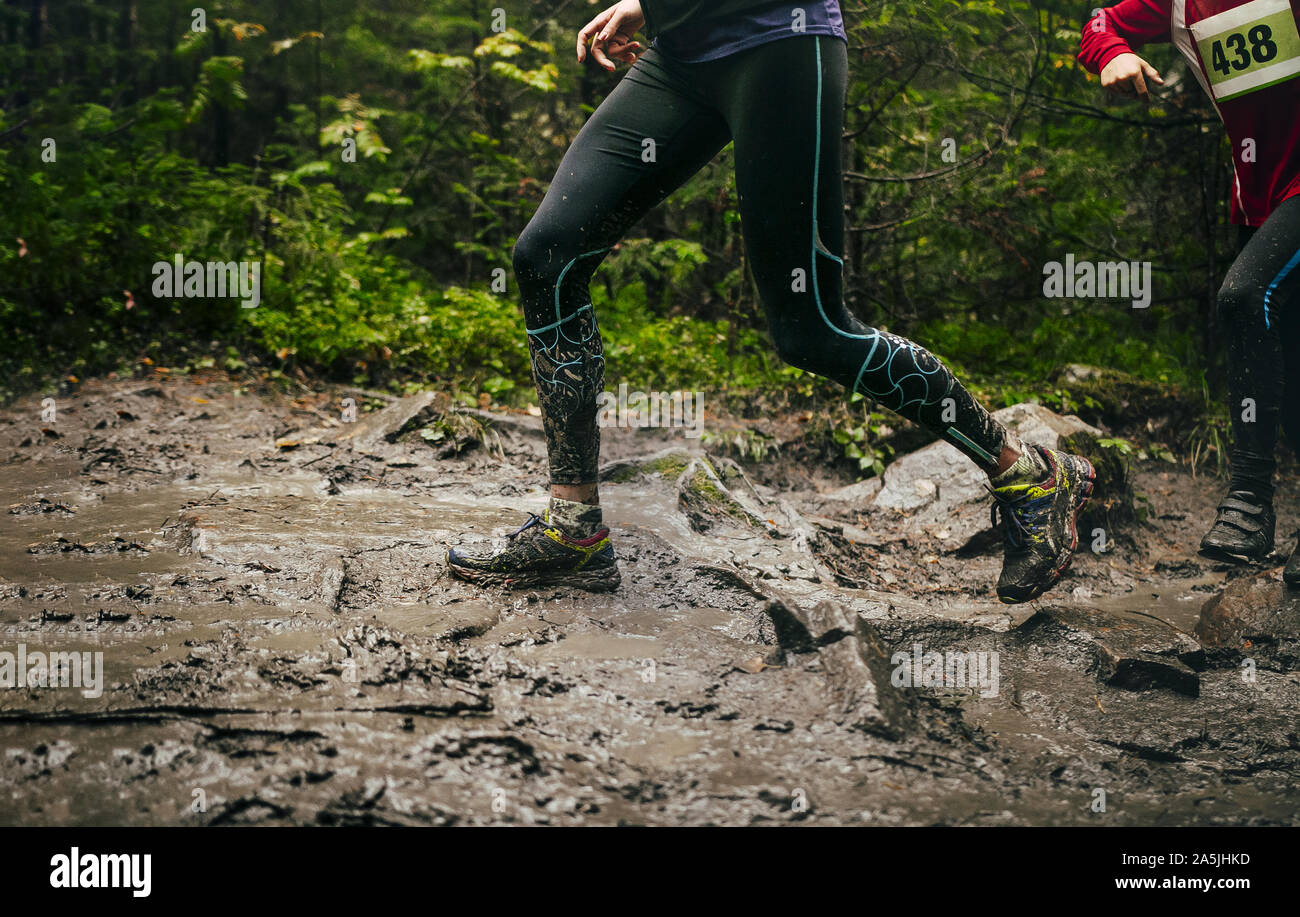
[1,372,1297,826]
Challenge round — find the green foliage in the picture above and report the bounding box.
[1097,437,1136,455]
[419,408,504,458]
[247,278,531,390]
[831,396,896,476]
[703,428,781,465]
[320,95,392,161]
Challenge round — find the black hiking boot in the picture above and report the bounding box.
[448,513,620,592]
[991,445,1096,604]
[1198,491,1275,563]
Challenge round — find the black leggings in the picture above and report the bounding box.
[514,35,1007,485]
[1220,193,1300,501]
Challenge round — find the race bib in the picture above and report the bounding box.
[1190,0,1300,101]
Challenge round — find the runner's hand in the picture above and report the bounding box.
[577,1,645,71]
[1100,52,1165,101]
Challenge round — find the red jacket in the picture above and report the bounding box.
[1079,0,1300,225]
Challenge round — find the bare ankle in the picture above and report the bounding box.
[992,442,1020,478]
[550,483,599,505]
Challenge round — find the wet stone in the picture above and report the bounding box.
[765,596,914,736]
[678,455,774,535]
[1020,605,1204,697]
[1195,570,1300,672]
[599,446,700,485]
[337,390,445,452]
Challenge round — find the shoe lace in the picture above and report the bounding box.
[507,513,542,539]
[988,486,1052,549]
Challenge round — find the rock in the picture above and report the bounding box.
[1021,605,1204,697]
[1059,364,1103,383]
[1059,429,1137,539]
[602,448,780,534]
[338,390,446,452]
[765,597,914,736]
[809,476,884,507]
[600,446,699,484]
[1096,644,1200,697]
[763,599,817,653]
[677,454,774,535]
[1195,570,1300,672]
[873,403,1100,546]
[601,450,830,584]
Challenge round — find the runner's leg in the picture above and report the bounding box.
[514,49,730,525]
[447,50,732,591]
[1218,195,1300,503]
[711,35,1095,603]
[1206,195,1300,564]
[714,35,1010,471]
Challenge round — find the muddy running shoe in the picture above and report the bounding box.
[990,446,1096,604]
[1198,491,1274,563]
[1286,534,1300,588]
[447,513,620,592]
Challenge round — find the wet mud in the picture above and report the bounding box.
[1,373,1298,825]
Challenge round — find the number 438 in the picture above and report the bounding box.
[1210,24,1278,75]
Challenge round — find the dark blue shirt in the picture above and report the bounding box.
[653,2,846,63]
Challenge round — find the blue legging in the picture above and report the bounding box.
[513,35,1008,484]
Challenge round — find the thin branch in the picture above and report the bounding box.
[377,0,576,233]
[0,117,34,143]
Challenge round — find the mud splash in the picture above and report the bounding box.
[1,375,1297,825]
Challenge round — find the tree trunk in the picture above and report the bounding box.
[212,24,229,167]
[117,0,138,105]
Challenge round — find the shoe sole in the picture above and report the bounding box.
[1196,543,1273,565]
[998,456,1096,605]
[448,559,622,593]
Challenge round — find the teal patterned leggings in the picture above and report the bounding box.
[513,35,1008,483]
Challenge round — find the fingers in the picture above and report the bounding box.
[591,9,632,69]
[1099,55,1129,92]
[605,35,642,63]
[1099,52,1163,101]
[577,8,613,62]
[581,3,644,70]
[591,39,617,71]
[1141,60,1165,86]
[597,8,629,43]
